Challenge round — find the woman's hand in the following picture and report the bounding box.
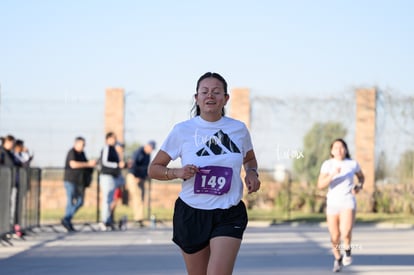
[175,164,199,180]
[244,170,261,194]
[352,183,363,195]
[333,166,341,176]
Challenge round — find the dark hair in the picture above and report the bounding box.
[191,72,228,117]
[15,139,24,146]
[75,136,85,142]
[106,132,115,139]
[330,138,351,159]
[4,135,15,142]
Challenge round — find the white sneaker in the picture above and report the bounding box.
[98,222,107,231]
[343,254,352,266]
[332,259,343,272]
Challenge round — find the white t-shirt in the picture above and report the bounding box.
[161,116,253,210]
[320,158,361,203]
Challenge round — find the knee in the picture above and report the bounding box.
[330,234,341,245]
[340,224,353,236]
[341,229,352,240]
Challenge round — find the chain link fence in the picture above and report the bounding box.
[1,89,413,216]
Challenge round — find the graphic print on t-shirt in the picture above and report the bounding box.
[196,130,241,156]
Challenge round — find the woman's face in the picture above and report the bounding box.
[195,77,229,118]
[331,141,347,160]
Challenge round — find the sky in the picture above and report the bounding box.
[1,0,414,167]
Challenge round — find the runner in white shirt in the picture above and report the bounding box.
[148,72,261,275]
[318,138,365,272]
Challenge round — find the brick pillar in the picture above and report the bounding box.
[355,88,376,212]
[229,88,251,129]
[229,88,252,205]
[105,88,125,144]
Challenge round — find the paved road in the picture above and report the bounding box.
[1,222,413,274]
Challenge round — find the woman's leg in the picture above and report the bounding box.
[327,213,342,260]
[207,236,242,275]
[339,208,356,266]
[181,246,210,275]
[339,208,355,250]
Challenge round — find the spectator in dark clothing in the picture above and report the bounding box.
[14,139,34,167]
[126,140,156,226]
[99,132,125,230]
[109,142,126,229]
[61,136,97,232]
[0,135,19,167]
[0,134,22,235]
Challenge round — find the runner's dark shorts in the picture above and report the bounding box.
[172,197,248,254]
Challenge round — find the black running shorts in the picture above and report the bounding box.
[172,197,248,254]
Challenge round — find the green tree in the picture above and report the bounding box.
[293,121,347,184]
[397,149,414,184]
[375,151,389,181]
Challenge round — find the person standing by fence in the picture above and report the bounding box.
[126,140,156,227]
[109,141,127,229]
[0,135,24,236]
[14,139,34,167]
[317,138,365,272]
[148,72,261,275]
[99,132,125,231]
[61,136,96,232]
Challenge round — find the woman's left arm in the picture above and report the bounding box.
[356,170,365,186]
[243,150,261,194]
[352,169,365,194]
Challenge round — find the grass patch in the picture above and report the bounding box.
[41,205,174,224]
[41,206,414,225]
[355,212,414,224]
[247,209,326,223]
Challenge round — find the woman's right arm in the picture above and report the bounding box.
[148,150,199,180]
[148,150,173,180]
[317,160,342,190]
[317,172,334,190]
[317,164,341,190]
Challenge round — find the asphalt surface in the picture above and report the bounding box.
[1,221,413,275]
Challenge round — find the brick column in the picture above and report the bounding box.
[105,88,125,144]
[355,88,376,212]
[229,88,251,129]
[229,88,252,205]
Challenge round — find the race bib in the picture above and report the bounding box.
[194,166,233,195]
